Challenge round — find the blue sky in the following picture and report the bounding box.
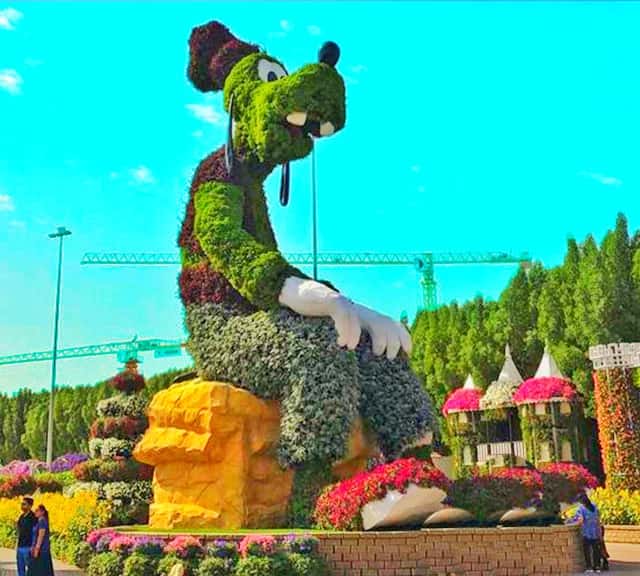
[2,2,640,394]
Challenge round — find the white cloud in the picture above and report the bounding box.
[0,69,22,94]
[186,104,223,126]
[9,219,25,228]
[307,25,321,36]
[0,194,14,211]
[280,19,293,32]
[129,166,155,184]
[578,171,622,187]
[0,7,22,30]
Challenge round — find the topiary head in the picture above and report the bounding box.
[187,21,346,167]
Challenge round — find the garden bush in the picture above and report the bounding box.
[73,541,94,569]
[539,463,599,506]
[73,458,152,483]
[157,554,184,576]
[287,553,329,576]
[123,552,158,576]
[591,487,640,525]
[87,551,123,576]
[90,416,147,440]
[234,556,275,576]
[0,474,36,498]
[96,395,146,419]
[197,556,233,576]
[50,453,89,473]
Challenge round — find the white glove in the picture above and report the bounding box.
[278,277,412,360]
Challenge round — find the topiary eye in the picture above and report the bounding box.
[258,58,287,82]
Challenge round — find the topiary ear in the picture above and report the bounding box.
[187,21,259,92]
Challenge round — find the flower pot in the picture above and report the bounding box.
[499,507,539,525]
[361,483,446,530]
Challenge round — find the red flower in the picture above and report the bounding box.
[513,377,576,404]
[314,458,449,530]
[442,388,483,416]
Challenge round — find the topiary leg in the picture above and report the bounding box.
[185,302,360,466]
[356,335,436,460]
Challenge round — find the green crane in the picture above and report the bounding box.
[0,337,184,367]
[81,251,532,311]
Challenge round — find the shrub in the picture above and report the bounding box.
[238,535,277,558]
[89,438,136,459]
[51,453,89,473]
[314,458,449,530]
[111,372,146,394]
[123,552,158,576]
[157,554,183,576]
[72,541,93,569]
[287,553,329,576]
[109,534,137,555]
[87,552,123,576]
[235,556,274,576]
[281,535,318,555]
[73,459,152,483]
[0,474,36,498]
[164,535,205,560]
[441,388,483,415]
[197,556,233,576]
[539,463,600,505]
[86,528,118,551]
[96,394,147,419]
[33,473,63,493]
[131,536,165,557]
[207,539,238,560]
[591,487,640,525]
[0,459,47,476]
[90,417,147,440]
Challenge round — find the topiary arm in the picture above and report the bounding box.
[194,181,302,309]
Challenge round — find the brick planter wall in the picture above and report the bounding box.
[120,525,584,576]
[604,525,640,544]
[315,526,584,576]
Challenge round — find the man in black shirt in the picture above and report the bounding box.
[16,497,35,576]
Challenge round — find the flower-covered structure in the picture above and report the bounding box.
[443,375,486,473]
[477,345,524,468]
[514,347,586,467]
[589,342,640,491]
[74,359,152,524]
[136,19,436,529]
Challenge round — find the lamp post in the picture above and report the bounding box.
[311,143,318,281]
[46,226,71,465]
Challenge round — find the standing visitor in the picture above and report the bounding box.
[16,497,36,576]
[568,492,603,573]
[27,505,54,576]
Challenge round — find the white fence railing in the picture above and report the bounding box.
[477,441,525,464]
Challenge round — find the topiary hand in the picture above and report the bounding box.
[279,276,411,359]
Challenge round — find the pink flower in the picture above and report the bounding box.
[164,536,204,559]
[442,388,483,415]
[238,535,277,558]
[86,528,117,548]
[513,377,576,404]
[108,535,136,554]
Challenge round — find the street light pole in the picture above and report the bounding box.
[46,226,71,465]
[311,143,318,281]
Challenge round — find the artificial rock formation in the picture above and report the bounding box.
[134,378,376,529]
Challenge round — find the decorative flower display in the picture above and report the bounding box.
[0,459,47,476]
[208,539,238,559]
[131,536,165,557]
[108,535,137,555]
[111,371,146,394]
[593,368,640,491]
[539,463,599,506]
[50,453,88,473]
[480,380,519,410]
[164,535,205,560]
[281,534,318,555]
[513,377,576,405]
[238,534,277,558]
[314,458,449,530]
[442,388,483,415]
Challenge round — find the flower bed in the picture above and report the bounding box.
[539,463,599,506]
[513,377,576,404]
[314,458,449,530]
[442,388,483,415]
[591,487,640,525]
[0,491,110,563]
[83,533,327,576]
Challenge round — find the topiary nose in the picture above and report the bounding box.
[318,41,340,68]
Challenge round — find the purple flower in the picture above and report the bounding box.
[281,534,317,555]
[132,537,165,557]
[208,539,237,559]
[50,453,89,473]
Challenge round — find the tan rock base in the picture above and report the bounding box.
[134,378,377,529]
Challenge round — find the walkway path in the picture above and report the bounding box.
[0,548,81,576]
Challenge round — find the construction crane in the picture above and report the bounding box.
[81,251,532,311]
[0,337,184,367]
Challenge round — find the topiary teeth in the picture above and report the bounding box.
[286,111,307,126]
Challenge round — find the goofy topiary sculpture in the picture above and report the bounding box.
[178,21,435,468]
